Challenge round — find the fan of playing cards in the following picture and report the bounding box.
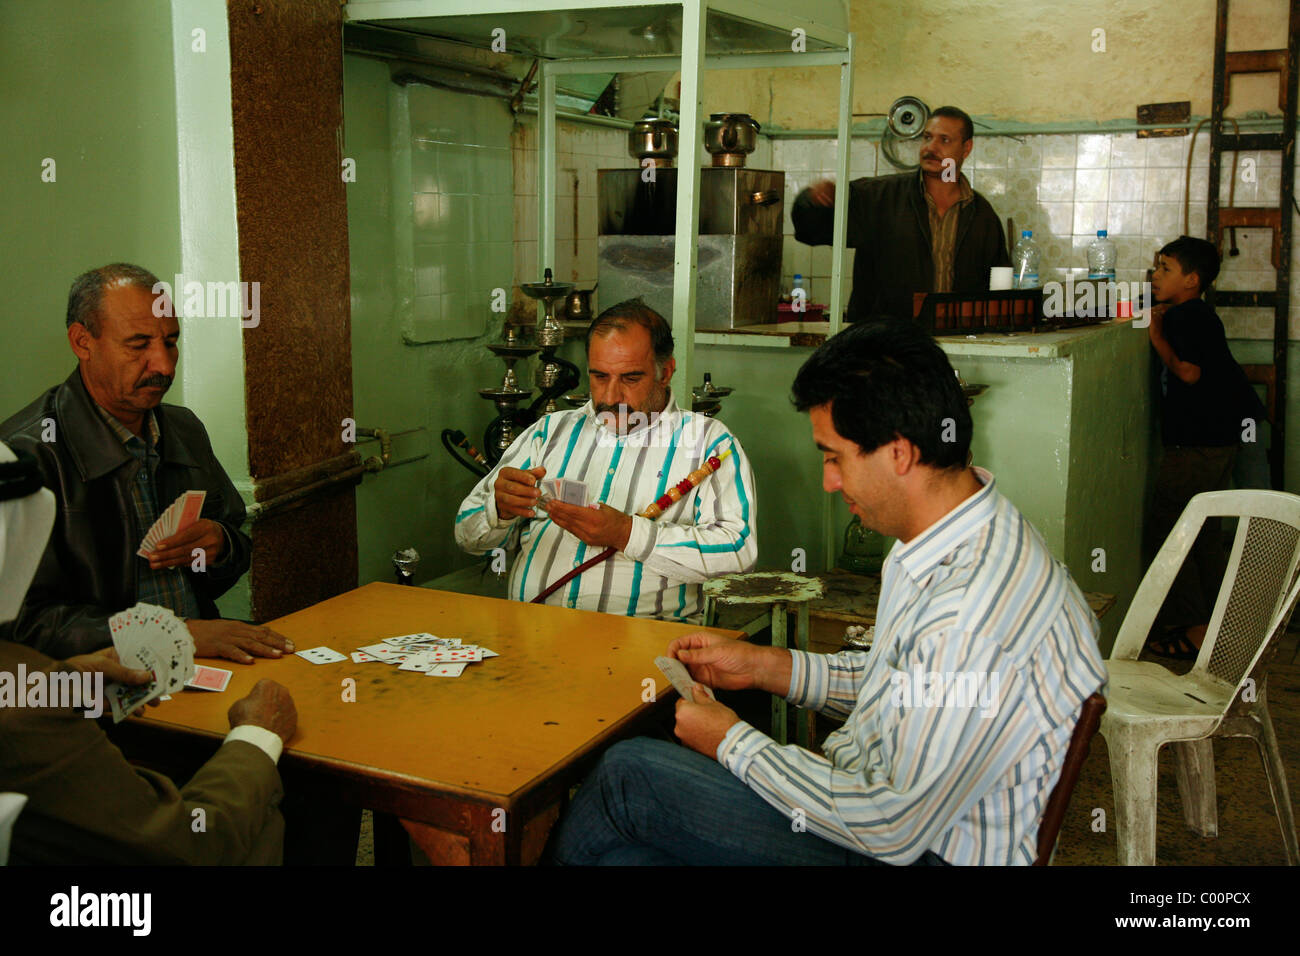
[136,490,206,557]
[105,604,197,723]
[294,633,499,679]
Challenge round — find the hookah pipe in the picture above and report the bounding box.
[442,428,490,478]
[530,448,733,604]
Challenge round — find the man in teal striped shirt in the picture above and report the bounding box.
[550,318,1106,865]
[455,301,757,620]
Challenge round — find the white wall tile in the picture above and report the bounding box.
[1038,168,1075,202]
[1073,202,1108,235]
[1110,133,1147,167]
[1076,134,1111,169]
[1075,168,1109,201]
[1040,134,1078,168]
[1146,137,1188,168]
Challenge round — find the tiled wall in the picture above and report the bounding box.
[511,118,1297,339]
[409,87,515,336]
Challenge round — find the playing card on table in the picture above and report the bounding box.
[357,643,415,662]
[425,662,468,678]
[424,645,484,663]
[351,650,380,663]
[397,656,437,673]
[382,633,456,648]
[185,664,232,692]
[296,646,347,665]
[654,656,715,703]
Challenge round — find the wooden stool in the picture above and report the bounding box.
[703,572,826,748]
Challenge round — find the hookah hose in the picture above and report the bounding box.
[441,429,490,478]
[530,448,733,604]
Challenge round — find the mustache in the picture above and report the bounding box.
[595,402,632,415]
[137,374,173,391]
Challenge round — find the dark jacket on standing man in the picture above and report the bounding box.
[0,369,251,658]
[792,171,1011,323]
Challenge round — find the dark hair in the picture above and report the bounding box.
[585,298,674,368]
[930,106,974,142]
[66,263,163,337]
[1159,235,1220,293]
[791,317,972,469]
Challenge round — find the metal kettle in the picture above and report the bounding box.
[704,113,760,167]
[629,118,678,167]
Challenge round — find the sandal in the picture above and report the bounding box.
[1145,626,1200,661]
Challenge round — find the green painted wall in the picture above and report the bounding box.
[0,0,183,414]
[346,54,516,587]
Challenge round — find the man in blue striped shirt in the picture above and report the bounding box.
[455,302,757,620]
[550,318,1106,865]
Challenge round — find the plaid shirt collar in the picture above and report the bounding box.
[93,401,160,456]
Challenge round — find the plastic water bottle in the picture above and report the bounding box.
[1012,230,1040,288]
[1088,229,1117,280]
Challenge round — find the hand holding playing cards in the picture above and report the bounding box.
[67,646,155,686]
[228,679,297,745]
[495,465,546,519]
[67,648,159,716]
[670,631,792,695]
[674,695,741,759]
[147,518,225,570]
[543,500,633,551]
[188,618,295,664]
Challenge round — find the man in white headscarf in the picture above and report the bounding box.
[0,440,297,864]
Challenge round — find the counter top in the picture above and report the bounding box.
[697,317,1140,357]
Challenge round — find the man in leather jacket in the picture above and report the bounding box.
[0,263,292,663]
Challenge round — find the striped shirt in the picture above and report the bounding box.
[93,404,200,620]
[718,468,1106,865]
[922,170,974,293]
[454,392,757,620]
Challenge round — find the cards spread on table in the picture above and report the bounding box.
[655,655,715,703]
[104,604,196,722]
[539,478,589,507]
[136,490,206,558]
[346,632,497,678]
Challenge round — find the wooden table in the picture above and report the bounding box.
[114,582,739,865]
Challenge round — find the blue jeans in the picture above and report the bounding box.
[549,737,948,866]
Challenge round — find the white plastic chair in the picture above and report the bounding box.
[1101,489,1300,866]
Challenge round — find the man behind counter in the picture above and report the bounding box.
[793,106,1010,323]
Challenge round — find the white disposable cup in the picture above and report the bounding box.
[989,267,1013,291]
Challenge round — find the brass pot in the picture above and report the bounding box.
[629,119,678,167]
[704,113,760,167]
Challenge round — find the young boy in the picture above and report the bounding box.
[1144,235,1268,658]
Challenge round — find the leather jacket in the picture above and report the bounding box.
[792,170,1011,323]
[0,369,251,657]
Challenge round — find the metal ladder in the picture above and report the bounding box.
[1206,0,1298,489]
